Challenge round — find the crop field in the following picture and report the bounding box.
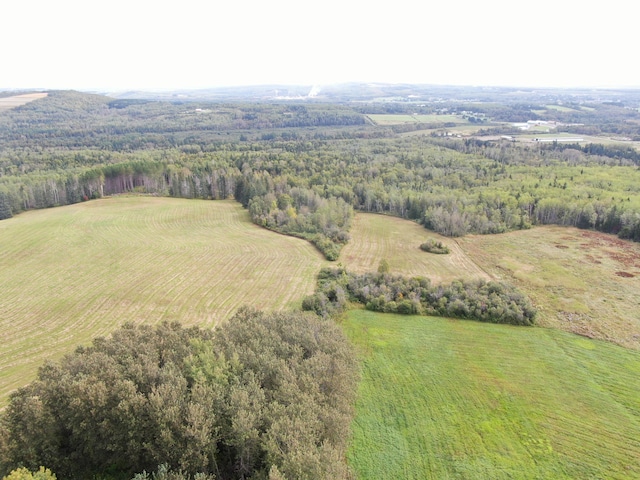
[339,213,491,284]
[0,92,48,112]
[457,226,640,349]
[343,310,640,480]
[0,197,327,405]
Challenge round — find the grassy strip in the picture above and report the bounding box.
[343,310,640,479]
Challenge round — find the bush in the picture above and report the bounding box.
[419,239,450,254]
[304,268,536,326]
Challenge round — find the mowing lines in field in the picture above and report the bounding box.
[341,213,491,283]
[0,197,327,405]
[344,311,640,479]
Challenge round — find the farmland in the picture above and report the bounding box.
[0,197,326,405]
[343,310,640,480]
[0,92,48,112]
[2,86,640,478]
[458,226,640,349]
[340,213,490,284]
[342,214,640,349]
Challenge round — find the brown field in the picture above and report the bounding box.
[458,226,640,349]
[0,92,48,112]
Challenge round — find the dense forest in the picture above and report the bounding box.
[0,311,358,479]
[2,90,640,259]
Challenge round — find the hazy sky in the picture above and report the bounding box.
[2,0,637,91]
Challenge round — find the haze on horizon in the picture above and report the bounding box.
[2,0,637,92]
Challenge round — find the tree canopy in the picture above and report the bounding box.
[0,310,358,480]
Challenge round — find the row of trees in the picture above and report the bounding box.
[0,310,359,479]
[302,267,537,326]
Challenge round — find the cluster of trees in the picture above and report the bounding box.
[0,310,358,480]
[237,172,352,259]
[302,267,537,326]
[419,239,450,254]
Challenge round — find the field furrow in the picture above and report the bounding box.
[0,197,327,405]
[340,213,491,283]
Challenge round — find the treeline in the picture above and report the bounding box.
[541,141,640,166]
[0,310,358,480]
[302,267,537,326]
[236,171,352,260]
[3,91,640,247]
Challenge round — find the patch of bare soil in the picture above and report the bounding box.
[615,271,634,278]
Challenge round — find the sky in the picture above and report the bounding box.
[2,0,637,92]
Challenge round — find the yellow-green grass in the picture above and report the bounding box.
[0,93,48,112]
[366,114,467,125]
[341,214,640,349]
[458,226,640,350]
[340,213,491,284]
[0,197,327,405]
[344,310,640,480]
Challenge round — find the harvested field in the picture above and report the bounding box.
[0,197,327,405]
[0,92,48,112]
[339,213,491,284]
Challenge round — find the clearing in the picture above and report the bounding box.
[0,92,48,112]
[340,213,492,284]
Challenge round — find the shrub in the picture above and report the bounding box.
[419,239,450,254]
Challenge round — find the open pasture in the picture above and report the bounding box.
[342,213,640,349]
[458,226,640,349]
[340,213,492,284]
[344,310,640,479]
[0,92,48,112]
[0,197,326,405]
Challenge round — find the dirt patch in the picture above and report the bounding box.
[584,254,602,264]
[615,271,635,278]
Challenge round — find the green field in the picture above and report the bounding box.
[343,310,640,479]
[0,197,327,405]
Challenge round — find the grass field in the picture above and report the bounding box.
[0,93,48,112]
[339,213,491,284]
[343,310,640,480]
[458,226,640,350]
[343,214,640,349]
[0,197,327,405]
